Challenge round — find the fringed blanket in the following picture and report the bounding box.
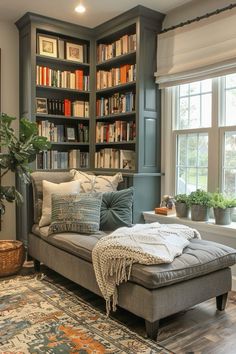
[92,222,201,314]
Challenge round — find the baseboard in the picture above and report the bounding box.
[232,276,236,291]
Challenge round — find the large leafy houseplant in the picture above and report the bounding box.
[0,113,50,215]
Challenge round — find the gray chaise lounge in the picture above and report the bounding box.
[28,171,236,339]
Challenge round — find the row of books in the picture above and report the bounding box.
[96,121,135,143]
[36,66,90,91]
[97,64,136,90]
[96,92,135,116]
[37,121,89,143]
[36,98,89,117]
[95,149,135,170]
[97,34,136,62]
[37,150,89,169]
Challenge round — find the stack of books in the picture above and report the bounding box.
[97,34,136,62]
[97,64,136,89]
[96,92,135,116]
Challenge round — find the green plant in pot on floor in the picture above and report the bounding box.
[174,193,190,218]
[0,113,51,216]
[211,192,236,225]
[189,189,213,221]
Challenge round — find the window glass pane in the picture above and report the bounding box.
[201,79,212,93]
[179,98,189,129]
[201,93,211,127]
[180,84,189,97]
[176,79,212,130]
[226,73,236,89]
[176,133,208,194]
[223,131,236,196]
[190,81,200,94]
[225,89,236,126]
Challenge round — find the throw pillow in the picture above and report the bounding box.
[48,193,102,235]
[70,169,123,193]
[100,187,134,231]
[39,180,80,227]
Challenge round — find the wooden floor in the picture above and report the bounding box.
[21,263,236,354]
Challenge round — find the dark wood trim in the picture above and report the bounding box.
[145,319,160,340]
[216,293,228,311]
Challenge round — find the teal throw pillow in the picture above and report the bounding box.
[100,187,133,231]
[48,193,102,235]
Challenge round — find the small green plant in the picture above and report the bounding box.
[188,189,213,207]
[211,192,236,209]
[0,113,51,215]
[174,193,190,206]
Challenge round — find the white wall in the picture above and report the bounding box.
[163,0,234,28]
[0,21,19,240]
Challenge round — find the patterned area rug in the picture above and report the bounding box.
[0,276,171,353]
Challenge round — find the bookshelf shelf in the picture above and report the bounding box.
[96,81,136,94]
[96,51,136,68]
[36,114,89,121]
[36,54,90,68]
[96,111,136,120]
[51,142,89,146]
[95,141,135,146]
[36,85,90,94]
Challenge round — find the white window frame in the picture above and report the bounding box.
[161,77,236,221]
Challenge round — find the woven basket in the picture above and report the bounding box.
[0,240,25,277]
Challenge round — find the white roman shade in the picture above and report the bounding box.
[155,8,236,88]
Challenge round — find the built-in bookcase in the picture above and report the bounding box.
[35,30,91,170]
[16,7,164,244]
[95,25,137,171]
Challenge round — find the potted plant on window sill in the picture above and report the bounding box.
[211,192,236,225]
[174,193,190,218]
[189,189,213,222]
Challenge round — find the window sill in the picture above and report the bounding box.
[143,211,236,239]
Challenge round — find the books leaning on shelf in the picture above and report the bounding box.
[37,150,89,169]
[96,92,135,116]
[37,121,89,143]
[96,121,135,143]
[97,33,136,62]
[36,66,90,91]
[36,98,89,117]
[95,149,135,170]
[97,64,136,89]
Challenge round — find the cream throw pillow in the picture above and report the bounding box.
[70,170,123,193]
[39,180,80,227]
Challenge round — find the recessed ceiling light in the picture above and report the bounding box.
[75,4,86,13]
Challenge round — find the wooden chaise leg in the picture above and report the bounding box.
[216,293,228,311]
[33,259,41,272]
[145,320,160,340]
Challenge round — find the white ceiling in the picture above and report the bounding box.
[0,0,193,27]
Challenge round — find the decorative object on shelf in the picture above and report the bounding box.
[0,113,51,216]
[66,42,83,62]
[36,97,48,114]
[0,240,25,277]
[155,195,176,215]
[211,192,236,225]
[174,193,190,218]
[38,34,58,58]
[66,127,76,142]
[189,189,213,221]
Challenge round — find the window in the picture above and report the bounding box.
[163,74,236,202]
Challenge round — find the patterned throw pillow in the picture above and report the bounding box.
[100,187,134,231]
[39,180,81,227]
[70,170,123,193]
[48,193,102,235]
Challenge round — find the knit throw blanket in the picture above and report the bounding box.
[92,222,201,314]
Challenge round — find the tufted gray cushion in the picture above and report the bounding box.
[49,193,102,235]
[100,187,133,231]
